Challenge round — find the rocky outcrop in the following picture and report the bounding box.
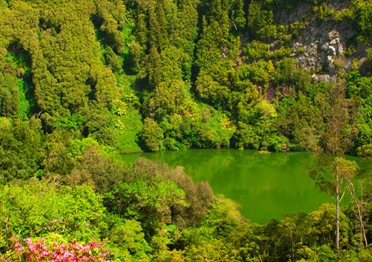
[293,24,352,77]
[238,0,371,84]
[275,0,370,82]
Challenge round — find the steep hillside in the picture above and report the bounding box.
[0,0,371,157]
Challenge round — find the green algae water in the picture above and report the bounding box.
[119,149,331,224]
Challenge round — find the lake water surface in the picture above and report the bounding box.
[119,149,332,224]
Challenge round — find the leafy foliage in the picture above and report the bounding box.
[0,0,372,260]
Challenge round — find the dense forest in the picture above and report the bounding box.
[1,0,372,260]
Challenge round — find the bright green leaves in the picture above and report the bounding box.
[141,117,163,152]
[239,60,274,86]
[247,1,275,40]
[350,0,372,43]
[194,19,229,74]
[0,0,370,156]
[69,137,99,159]
[274,58,311,91]
[347,69,372,154]
[333,157,358,181]
[95,0,129,54]
[243,41,271,60]
[0,74,20,119]
[0,183,107,241]
[230,0,246,32]
[195,71,230,107]
[59,184,108,240]
[0,0,136,148]
[104,176,188,236]
[0,42,35,120]
[132,157,214,227]
[135,0,199,82]
[108,218,152,261]
[274,92,322,150]
[55,113,85,132]
[111,92,143,153]
[148,0,168,50]
[143,80,187,121]
[0,117,44,183]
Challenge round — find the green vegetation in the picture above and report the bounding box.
[1,0,372,260]
[1,144,372,261]
[0,0,371,154]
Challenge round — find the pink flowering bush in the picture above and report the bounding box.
[0,237,111,262]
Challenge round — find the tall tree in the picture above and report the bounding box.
[310,79,358,255]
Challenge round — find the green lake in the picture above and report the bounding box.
[119,149,333,224]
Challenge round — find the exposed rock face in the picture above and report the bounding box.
[274,0,365,82]
[240,0,371,84]
[293,23,352,78]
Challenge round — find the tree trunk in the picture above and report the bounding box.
[360,181,368,246]
[336,171,340,256]
[347,179,368,247]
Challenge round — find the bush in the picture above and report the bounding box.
[140,118,163,152]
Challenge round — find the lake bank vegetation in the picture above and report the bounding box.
[1,145,372,261]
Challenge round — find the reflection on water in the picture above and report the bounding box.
[120,149,331,224]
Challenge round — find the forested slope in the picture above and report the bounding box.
[1,0,372,261]
[0,0,371,154]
